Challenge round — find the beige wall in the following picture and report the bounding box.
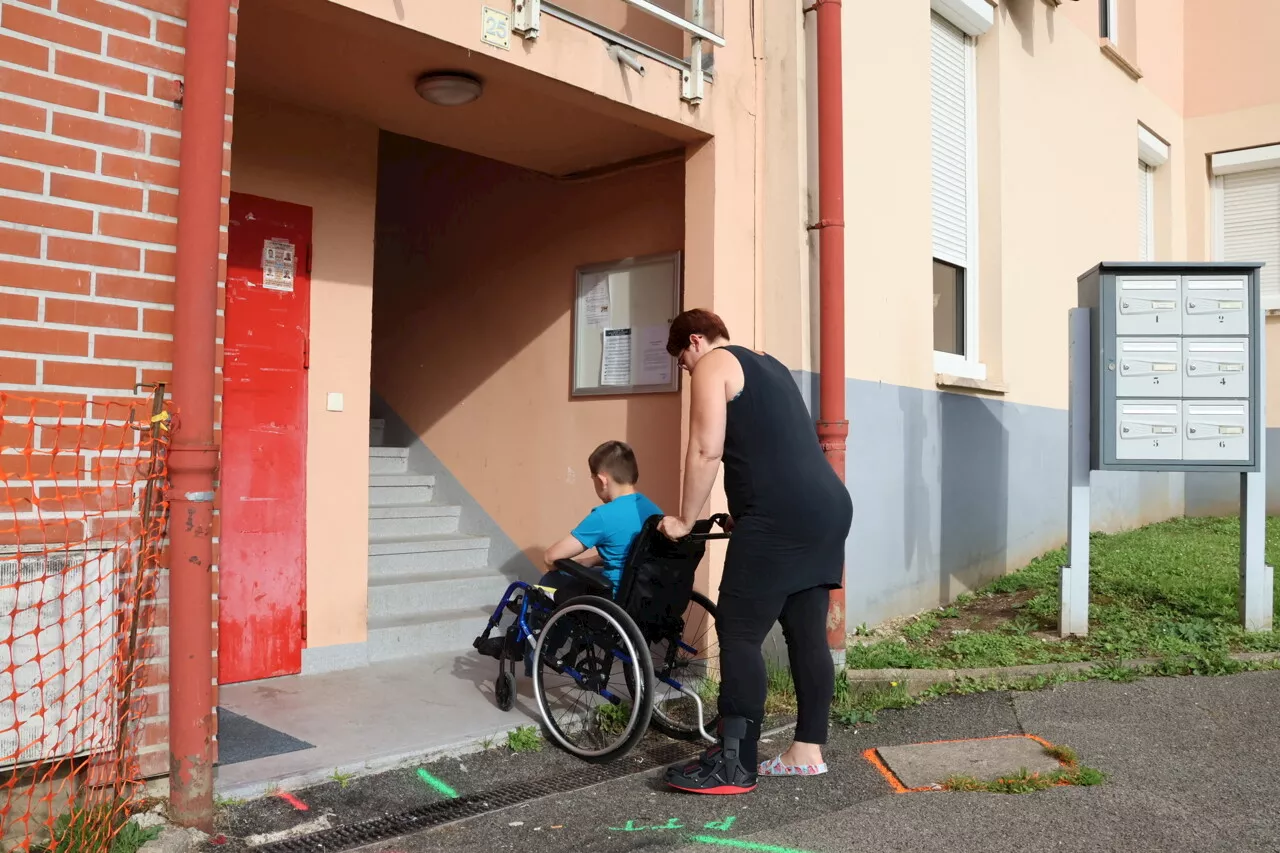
[372,136,685,565]
[229,93,378,649]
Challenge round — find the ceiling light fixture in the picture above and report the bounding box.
[414,72,483,106]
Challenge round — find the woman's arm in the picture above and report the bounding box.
[677,349,730,527]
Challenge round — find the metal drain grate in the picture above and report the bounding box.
[254,740,702,853]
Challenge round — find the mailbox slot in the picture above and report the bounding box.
[1115,276,1181,335]
[1115,400,1182,461]
[1183,400,1250,463]
[1183,276,1249,336]
[1116,337,1181,398]
[1184,338,1249,399]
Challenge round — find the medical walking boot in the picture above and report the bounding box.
[664,715,758,795]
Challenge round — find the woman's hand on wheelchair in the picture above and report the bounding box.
[658,516,692,541]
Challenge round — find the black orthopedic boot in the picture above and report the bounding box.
[664,715,758,795]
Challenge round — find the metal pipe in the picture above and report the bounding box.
[167,0,231,832]
[808,0,849,661]
[620,0,726,46]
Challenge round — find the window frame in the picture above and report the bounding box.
[1136,126,1169,262]
[930,8,985,381]
[1100,0,1119,43]
[1211,144,1280,311]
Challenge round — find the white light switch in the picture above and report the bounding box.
[327,392,344,412]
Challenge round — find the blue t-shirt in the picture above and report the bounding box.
[570,492,663,594]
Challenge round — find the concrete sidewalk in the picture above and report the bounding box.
[348,671,1280,853]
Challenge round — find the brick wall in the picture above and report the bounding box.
[0,0,236,779]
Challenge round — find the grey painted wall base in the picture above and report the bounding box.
[302,641,370,676]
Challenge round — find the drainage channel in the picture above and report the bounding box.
[253,740,702,853]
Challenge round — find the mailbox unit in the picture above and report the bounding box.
[1078,262,1264,473]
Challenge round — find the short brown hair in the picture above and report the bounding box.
[588,440,639,485]
[666,309,730,357]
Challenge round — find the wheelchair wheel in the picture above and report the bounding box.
[646,591,722,742]
[531,596,654,763]
[495,670,516,712]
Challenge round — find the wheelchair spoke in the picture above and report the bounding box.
[646,592,722,741]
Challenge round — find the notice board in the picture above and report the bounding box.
[572,252,682,397]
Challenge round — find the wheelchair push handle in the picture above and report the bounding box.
[688,512,732,542]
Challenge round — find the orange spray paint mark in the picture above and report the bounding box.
[862,733,1073,794]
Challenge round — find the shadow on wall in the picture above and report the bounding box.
[369,131,686,561]
[1185,429,1280,517]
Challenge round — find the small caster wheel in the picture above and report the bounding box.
[496,671,516,712]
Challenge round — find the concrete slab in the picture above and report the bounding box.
[214,649,541,797]
[875,735,1062,789]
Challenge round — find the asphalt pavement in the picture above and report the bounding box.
[211,671,1280,853]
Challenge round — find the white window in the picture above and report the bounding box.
[1136,126,1168,262]
[930,11,982,379]
[1213,145,1280,309]
[1101,0,1119,42]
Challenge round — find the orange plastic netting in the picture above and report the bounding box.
[1,390,170,853]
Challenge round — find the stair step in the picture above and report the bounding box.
[368,447,410,476]
[369,474,435,506]
[368,504,460,537]
[368,532,490,557]
[368,570,513,620]
[369,418,386,447]
[368,536,491,577]
[367,606,491,661]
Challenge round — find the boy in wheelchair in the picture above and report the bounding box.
[474,440,662,665]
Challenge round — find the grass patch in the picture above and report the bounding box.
[329,769,355,789]
[31,805,162,853]
[507,725,542,753]
[942,741,1106,794]
[847,516,1280,672]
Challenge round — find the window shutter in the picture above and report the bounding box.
[1138,161,1154,261]
[930,13,969,269]
[1221,167,1280,305]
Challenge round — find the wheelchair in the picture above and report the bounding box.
[472,514,730,763]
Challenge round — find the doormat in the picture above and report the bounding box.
[216,708,315,767]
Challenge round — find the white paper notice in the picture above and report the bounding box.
[601,327,632,386]
[581,275,611,328]
[637,325,672,385]
[262,238,296,292]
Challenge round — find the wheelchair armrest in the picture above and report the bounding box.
[553,559,612,595]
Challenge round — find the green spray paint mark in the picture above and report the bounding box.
[704,817,737,831]
[688,836,815,853]
[415,768,459,799]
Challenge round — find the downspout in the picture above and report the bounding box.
[167,0,232,832]
[807,0,848,664]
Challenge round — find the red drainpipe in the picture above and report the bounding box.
[809,0,849,660]
[167,0,232,831]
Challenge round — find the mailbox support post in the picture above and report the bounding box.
[1061,308,1092,638]
[1240,293,1272,632]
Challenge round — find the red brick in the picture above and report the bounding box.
[0,323,89,355]
[0,98,46,132]
[46,298,138,330]
[0,130,95,172]
[151,75,181,103]
[0,66,98,112]
[0,516,83,543]
[143,249,174,276]
[87,395,147,419]
[0,162,45,195]
[0,292,37,321]
[0,226,40,257]
[104,94,181,133]
[107,35,184,75]
[102,153,179,189]
[50,173,144,211]
[148,132,180,161]
[44,360,136,390]
[59,0,151,37]
[0,196,93,233]
[123,0,185,19]
[0,4,102,52]
[146,189,177,218]
[0,355,35,384]
[48,237,141,272]
[137,749,167,780]
[95,334,169,363]
[139,366,169,386]
[0,260,89,294]
[100,212,176,246]
[94,272,173,304]
[0,32,49,70]
[155,19,184,47]
[55,52,149,97]
[141,308,172,334]
[0,392,87,419]
[55,112,145,153]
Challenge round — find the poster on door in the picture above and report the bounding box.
[262,238,296,292]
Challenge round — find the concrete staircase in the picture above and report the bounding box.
[366,419,508,662]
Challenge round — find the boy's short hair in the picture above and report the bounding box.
[588,440,639,485]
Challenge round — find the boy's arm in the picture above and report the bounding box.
[543,534,587,568]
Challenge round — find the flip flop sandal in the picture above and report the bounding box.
[758,756,828,777]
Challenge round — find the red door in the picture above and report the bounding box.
[220,192,311,684]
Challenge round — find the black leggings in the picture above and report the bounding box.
[717,585,834,768]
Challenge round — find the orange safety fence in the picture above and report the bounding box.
[0,390,171,853]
